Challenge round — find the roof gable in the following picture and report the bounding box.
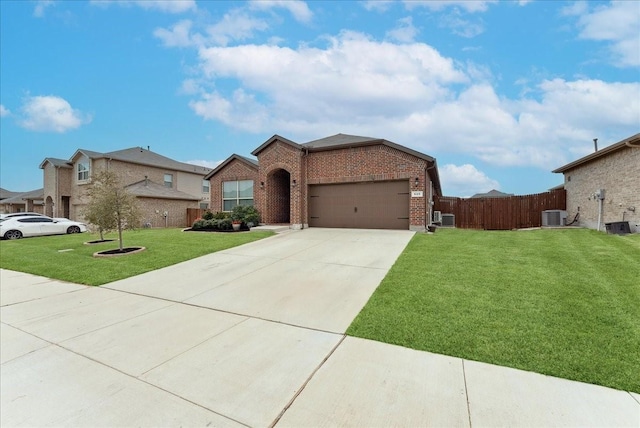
[251,134,301,156]
[67,147,212,175]
[39,157,72,169]
[553,133,640,173]
[471,189,514,198]
[302,133,378,149]
[301,133,435,164]
[204,154,259,180]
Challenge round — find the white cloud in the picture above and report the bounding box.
[560,1,588,17]
[167,28,638,172]
[19,95,91,133]
[154,19,195,47]
[439,164,500,197]
[179,78,202,95]
[386,16,419,43]
[91,0,196,14]
[205,9,269,46]
[403,1,497,13]
[249,0,313,23]
[362,1,394,12]
[571,1,640,67]
[154,11,269,48]
[184,159,223,169]
[439,11,485,38]
[0,105,10,117]
[33,0,54,17]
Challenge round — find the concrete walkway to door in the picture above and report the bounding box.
[2,228,638,427]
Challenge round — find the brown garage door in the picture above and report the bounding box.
[309,181,410,229]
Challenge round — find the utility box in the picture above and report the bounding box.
[605,221,631,235]
[542,210,568,227]
[441,213,455,227]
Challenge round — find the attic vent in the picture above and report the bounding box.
[441,213,455,227]
[433,211,442,224]
[542,210,567,227]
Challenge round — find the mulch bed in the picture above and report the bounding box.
[93,246,146,257]
[84,239,116,245]
[183,226,251,233]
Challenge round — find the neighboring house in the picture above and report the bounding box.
[470,189,514,198]
[205,133,442,231]
[0,188,20,201]
[0,188,44,214]
[39,147,212,228]
[553,133,640,233]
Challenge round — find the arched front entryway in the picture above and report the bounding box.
[266,168,290,224]
[45,196,54,217]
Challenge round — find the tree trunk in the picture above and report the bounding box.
[116,209,124,251]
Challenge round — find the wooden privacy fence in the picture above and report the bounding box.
[434,189,566,230]
[186,208,205,226]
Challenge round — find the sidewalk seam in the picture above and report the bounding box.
[462,359,473,428]
[269,334,347,428]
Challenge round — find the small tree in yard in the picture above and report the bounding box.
[83,170,142,251]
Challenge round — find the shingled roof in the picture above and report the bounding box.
[39,157,73,169]
[0,188,21,200]
[60,147,212,175]
[0,188,44,204]
[125,179,201,201]
[301,133,436,164]
[553,133,640,173]
[204,154,258,180]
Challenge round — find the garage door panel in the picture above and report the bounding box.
[309,181,409,230]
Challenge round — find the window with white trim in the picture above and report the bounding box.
[77,155,90,181]
[202,180,210,193]
[223,180,253,211]
[164,174,173,188]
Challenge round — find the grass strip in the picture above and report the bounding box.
[347,228,640,393]
[0,228,273,286]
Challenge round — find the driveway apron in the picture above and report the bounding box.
[1,228,414,427]
[105,227,414,333]
[3,229,637,427]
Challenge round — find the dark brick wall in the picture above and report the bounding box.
[305,145,430,228]
[213,140,433,230]
[256,141,304,226]
[209,159,259,213]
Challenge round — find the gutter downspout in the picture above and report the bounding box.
[425,162,437,229]
[56,165,60,218]
[597,198,603,231]
[596,189,605,232]
[302,147,309,229]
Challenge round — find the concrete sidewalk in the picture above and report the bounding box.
[2,229,639,427]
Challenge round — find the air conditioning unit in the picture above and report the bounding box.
[542,210,568,227]
[433,211,442,224]
[441,213,455,227]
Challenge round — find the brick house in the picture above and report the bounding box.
[553,133,640,233]
[39,147,212,227]
[0,188,44,214]
[205,134,442,231]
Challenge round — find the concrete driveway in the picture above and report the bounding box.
[105,227,412,333]
[2,228,638,427]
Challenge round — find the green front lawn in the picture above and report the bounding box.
[347,228,640,393]
[0,228,273,286]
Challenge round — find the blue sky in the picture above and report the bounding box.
[1,0,638,196]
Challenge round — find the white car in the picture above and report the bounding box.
[0,212,50,219]
[0,216,87,240]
